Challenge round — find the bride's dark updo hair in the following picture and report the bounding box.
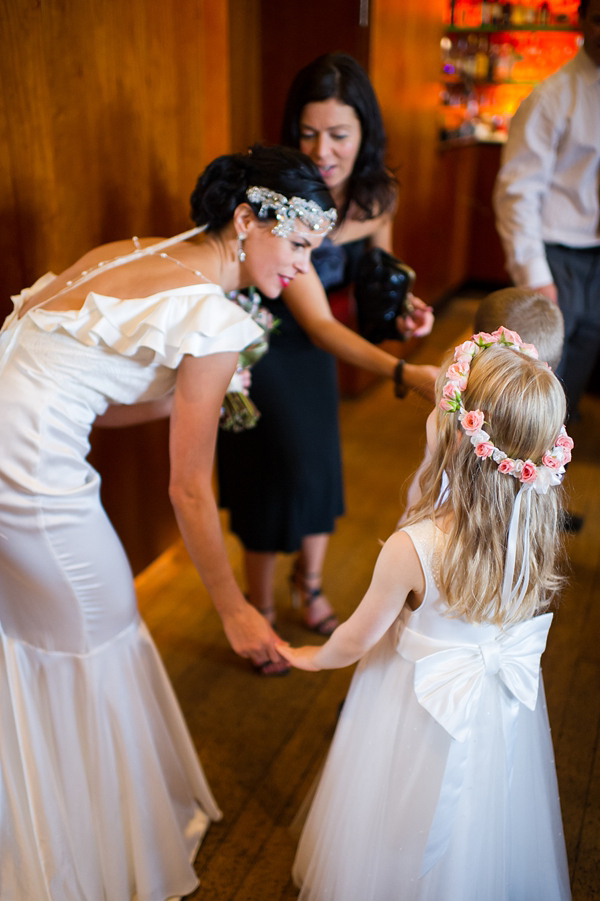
[190,144,334,233]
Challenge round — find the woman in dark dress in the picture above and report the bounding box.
[218,55,435,671]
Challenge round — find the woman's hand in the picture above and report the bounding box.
[222,600,288,667]
[402,363,439,403]
[396,294,434,339]
[278,643,322,671]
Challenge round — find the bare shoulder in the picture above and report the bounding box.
[373,529,425,596]
[76,236,164,268]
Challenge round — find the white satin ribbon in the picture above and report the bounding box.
[398,612,553,874]
[502,481,532,610]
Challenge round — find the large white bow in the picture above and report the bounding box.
[399,612,552,742]
[398,612,553,874]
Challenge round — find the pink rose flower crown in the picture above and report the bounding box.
[441,327,574,495]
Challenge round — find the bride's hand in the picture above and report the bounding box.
[221,600,287,666]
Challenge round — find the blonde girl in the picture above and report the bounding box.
[280,330,572,901]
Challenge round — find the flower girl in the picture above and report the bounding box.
[280,329,573,901]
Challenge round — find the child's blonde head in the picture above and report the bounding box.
[406,342,567,625]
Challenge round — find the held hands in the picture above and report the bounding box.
[277,642,322,672]
[396,294,434,339]
[221,599,288,668]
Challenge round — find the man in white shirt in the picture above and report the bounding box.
[494,0,600,415]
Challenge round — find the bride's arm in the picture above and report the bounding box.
[168,351,285,666]
[279,530,424,671]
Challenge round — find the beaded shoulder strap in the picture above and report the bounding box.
[37,225,207,308]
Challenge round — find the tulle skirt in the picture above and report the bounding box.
[293,627,571,901]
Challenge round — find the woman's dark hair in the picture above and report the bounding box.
[190,144,334,233]
[281,53,397,221]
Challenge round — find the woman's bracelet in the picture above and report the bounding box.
[393,359,407,399]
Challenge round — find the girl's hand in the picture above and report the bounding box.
[278,643,322,671]
[396,295,434,339]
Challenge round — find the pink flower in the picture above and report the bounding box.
[474,331,497,346]
[498,458,516,474]
[542,452,562,471]
[559,447,572,464]
[494,326,522,346]
[520,342,539,359]
[556,432,574,452]
[455,340,476,356]
[475,441,495,459]
[519,461,538,483]
[454,340,476,362]
[442,381,460,400]
[440,398,456,412]
[446,361,469,381]
[461,409,485,434]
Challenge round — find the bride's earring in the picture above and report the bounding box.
[237,233,246,262]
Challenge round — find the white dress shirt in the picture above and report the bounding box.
[494,48,600,288]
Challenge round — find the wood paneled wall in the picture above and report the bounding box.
[229,0,262,153]
[0,0,230,318]
[0,0,231,573]
[259,0,369,145]
[370,0,454,303]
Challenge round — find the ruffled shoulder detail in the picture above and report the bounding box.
[27,284,264,368]
[6,272,58,323]
[11,272,58,309]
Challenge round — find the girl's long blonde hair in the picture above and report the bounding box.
[404,344,567,626]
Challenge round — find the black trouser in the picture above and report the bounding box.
[546,242,600,415]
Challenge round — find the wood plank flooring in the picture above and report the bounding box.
[136,294,599,900]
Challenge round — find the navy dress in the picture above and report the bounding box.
[217,238,365,553]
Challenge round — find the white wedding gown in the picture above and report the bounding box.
[293,519,571,901]
[0,269,261,899]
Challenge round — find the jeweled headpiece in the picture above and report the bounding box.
[246,186,337,238]
[440,327,573,495]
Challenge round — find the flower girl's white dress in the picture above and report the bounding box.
[293,520,571,901]
[0,261,262,899]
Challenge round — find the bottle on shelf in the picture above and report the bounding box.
[475,36,491,78]
[539,1,550,24]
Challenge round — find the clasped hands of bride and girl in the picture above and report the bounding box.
[15,146,436,676]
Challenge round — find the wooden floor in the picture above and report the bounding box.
[136,294,600,901]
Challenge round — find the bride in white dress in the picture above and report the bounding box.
[0,145,337,900]
[281,331,572,901]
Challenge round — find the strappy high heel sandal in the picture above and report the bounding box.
[289,562,339,636]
